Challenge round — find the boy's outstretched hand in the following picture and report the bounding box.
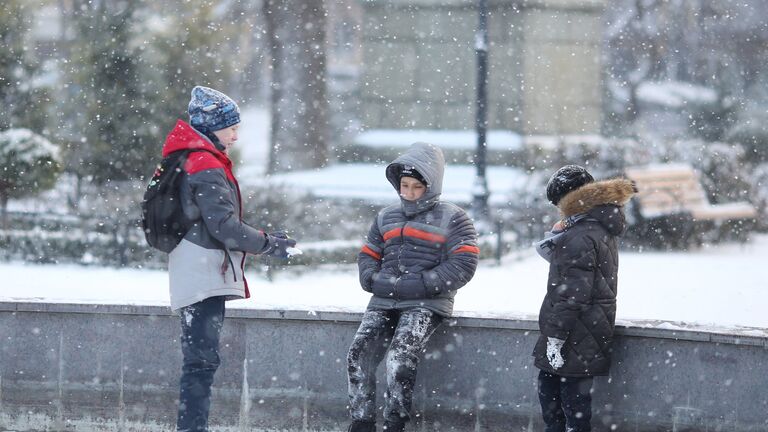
[264,231,298,259]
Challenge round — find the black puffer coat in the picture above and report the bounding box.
[533,179,636,377]
[358,143,479,317]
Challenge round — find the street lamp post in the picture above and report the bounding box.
[472,0,491,227]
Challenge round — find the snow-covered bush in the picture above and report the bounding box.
[748,163,768,231]
[0,174,165,268]
[727,102,768,162]
[725,77,768,162]
[498,169,555,247]
[2,179,379,269]
[240,183,377,242]
[0,211,159,268]
[0,129,61,227]
[522,136,653,179]
[690,142,753,205]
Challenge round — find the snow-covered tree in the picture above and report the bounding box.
[604,0,768,141]
[0,0,50,132]
[265,0,330,173]
[142,2,238,131]
[63,0,155,183]
[726,76,768,162]
[0,129,60,228]
[750,163,768,229]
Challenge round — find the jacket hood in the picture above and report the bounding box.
[557,178,636,236]
[162,120,225,158]
[385,142,445,216]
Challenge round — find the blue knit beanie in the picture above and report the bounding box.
[188,86,241,132]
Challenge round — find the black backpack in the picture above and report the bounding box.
[141,149,200,253]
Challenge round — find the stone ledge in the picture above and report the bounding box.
[1,301,764,347]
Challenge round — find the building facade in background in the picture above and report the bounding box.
[358,0,606,136]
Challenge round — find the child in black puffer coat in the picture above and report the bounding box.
[533,165,636,432]
[346,142,479,432]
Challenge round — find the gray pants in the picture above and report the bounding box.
[347,308,443,424]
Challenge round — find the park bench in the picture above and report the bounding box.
[624,163,757,247]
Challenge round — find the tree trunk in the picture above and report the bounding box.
[265,0,330,173]
[0,191,8,232]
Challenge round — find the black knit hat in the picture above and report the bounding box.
[398,164,427,186]
[546,165,594,205]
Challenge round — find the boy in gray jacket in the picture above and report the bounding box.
[165,86,296,432]
[346,143,479,432]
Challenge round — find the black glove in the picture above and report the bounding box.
[270,231,289,239]
[371,271,396,298]
[394,273,427,300]
[263,232,297,259]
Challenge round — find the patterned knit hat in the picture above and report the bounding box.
[188,86,241,132]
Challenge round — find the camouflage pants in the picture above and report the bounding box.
[347,308,443,424]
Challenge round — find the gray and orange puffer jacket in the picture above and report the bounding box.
[164,120,271,311]
[358,143,479,317]
[533,178,636,377]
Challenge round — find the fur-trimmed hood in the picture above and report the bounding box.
[557,178,636,237]
[558,178,636,217]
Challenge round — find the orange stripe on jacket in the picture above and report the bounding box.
[383,229,401,241]
[403,227,446,243]
[361,245,381,260]
[453,245,480,254]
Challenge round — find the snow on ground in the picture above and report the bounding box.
[2,235,767,336]
[246,163,528,204]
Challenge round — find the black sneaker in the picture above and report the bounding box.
[348,419,376,432]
